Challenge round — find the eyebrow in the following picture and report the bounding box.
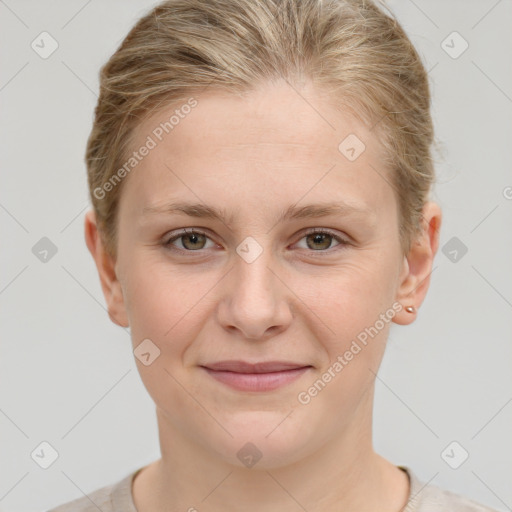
[142,200,375,225]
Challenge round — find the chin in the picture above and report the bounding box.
[203,409,319,470]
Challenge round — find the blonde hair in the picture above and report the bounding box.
[86,0,437,258]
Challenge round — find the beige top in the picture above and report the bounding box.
[46,465,498,511]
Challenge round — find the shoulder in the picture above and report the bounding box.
[401,466,499,512]
[45,482,116,512]
[45,469,140,512]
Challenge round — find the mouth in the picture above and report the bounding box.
[199,360,313,392]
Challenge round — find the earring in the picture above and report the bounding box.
[405,306,416,314]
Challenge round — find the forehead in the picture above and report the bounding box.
[120,79,394,222]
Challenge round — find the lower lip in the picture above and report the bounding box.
[202,367,311,392]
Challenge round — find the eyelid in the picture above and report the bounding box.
[300,227,349,244]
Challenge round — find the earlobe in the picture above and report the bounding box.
[84,210,130,328]
[392,201,442,326]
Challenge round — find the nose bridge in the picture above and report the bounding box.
[218,237,292,340]
[235,245,275,305]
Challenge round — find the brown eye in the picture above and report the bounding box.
[181,232,207,250]
[164,229,213,251]
[305,232,334,250]
[296,229,348,253]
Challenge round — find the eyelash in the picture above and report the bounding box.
[163,227,349,256]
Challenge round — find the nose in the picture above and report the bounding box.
[216,248,293,341]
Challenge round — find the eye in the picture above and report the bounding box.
[163,227,349,255]
[295,228,349,252]
[164,228,216,252]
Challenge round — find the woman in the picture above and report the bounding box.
[48,0,498,510]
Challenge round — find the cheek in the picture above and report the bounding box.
[294,255,397,339]
[123,263,208,418]
[122,253,200,338]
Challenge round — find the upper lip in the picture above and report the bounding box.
[201,361,311,373]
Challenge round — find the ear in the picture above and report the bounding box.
[393,201,442,326]
[84,209,129,328]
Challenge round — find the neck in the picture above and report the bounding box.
[133,387,409,512]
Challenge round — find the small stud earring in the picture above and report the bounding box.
[405,306,416,314]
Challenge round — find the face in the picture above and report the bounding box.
[98,79,421,468]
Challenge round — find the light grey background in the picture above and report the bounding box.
[1,1,511,511]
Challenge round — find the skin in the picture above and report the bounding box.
[85,78,441,512]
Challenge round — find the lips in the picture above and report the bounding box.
[200,361,312,392]
[201,360,311,373]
